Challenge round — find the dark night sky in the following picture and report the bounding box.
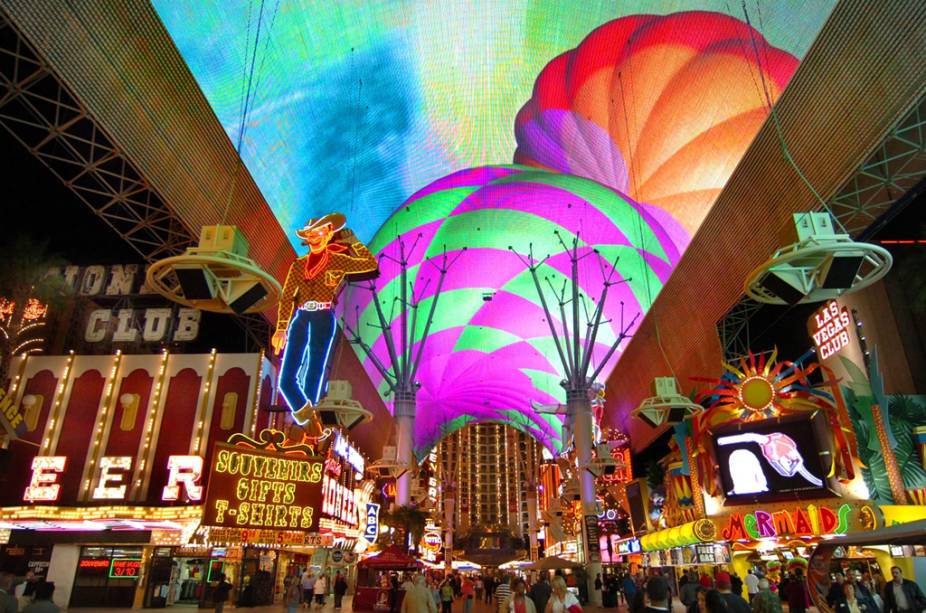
[0,127,141,264]
[0,127,260,353]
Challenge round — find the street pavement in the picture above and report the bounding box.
[89,593,689,612]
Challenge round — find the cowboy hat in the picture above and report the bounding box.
[295,212,346,239]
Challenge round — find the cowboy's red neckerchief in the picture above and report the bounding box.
[303,242,348,280]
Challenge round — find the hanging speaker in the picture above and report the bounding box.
[174,266,217,301]
[757,266,809,305]
[228,282,269,314]
[817,252,865,289]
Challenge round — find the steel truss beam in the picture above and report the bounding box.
[829,91,926,235]
[716,297,763,362]
[0,11,193,260]
[0,11,268,350]
[717,89,926,360]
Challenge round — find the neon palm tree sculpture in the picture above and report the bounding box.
[342,235,463,505]
[511,232,638,603]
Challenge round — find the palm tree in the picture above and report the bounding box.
[385,505,429,554]
[0,236,70,383]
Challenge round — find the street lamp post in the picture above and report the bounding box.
[511,233,638,606]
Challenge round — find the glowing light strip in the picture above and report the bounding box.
[41,351,74,455]
[8,353,29,400]
[139,350,179,500]
[0,505,203,522]
[313,313,337,404]
[277,326,303,416]
[191,349,217,455]
[132,350,169,497]
[81,351,123,499]
[249,350,265,437]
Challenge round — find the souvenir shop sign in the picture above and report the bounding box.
[720,503,853,541]
[109,559,141,579]
[205,527,334,547]
[202,443,324,531]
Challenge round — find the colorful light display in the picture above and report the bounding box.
[203,444,324,531]
[149,1,834,445]
[343,165,685,455]
[274,214,378,424]
[514,11,800,235]
[151,2,833,246]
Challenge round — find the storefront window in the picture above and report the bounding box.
[71,546,142,608]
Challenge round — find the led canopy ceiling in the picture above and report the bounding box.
[151,1,836,447]
[515,10,801,235]
[342,165,687,456]
[152,1,833,245]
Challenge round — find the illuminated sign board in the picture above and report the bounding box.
[322,474,358,526]
[202,443,324,531]
[109,559,142,579]
[78,559,109,569]
[205,527,333,547]
[421,530,442,553]
[720,503,852,540]
[92,456,133,500]
[811,300,852,360]
[56,263,200,345]
[616,537,642,555]
[710,413,834,504]
[363,503,380,545]
[333,432,364,475]
[23,454,203,503]
[24,456,66,502]
[161,456,204,502]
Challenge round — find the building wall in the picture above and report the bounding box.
[46,544,79,609]
[0,352,273,508]
[437,423,542,535]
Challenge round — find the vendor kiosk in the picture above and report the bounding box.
[353,546,421,612]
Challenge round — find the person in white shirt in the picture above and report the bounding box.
[302,570,317,608]
[547,576,582,613]
[744,571,760,602]
[314,574,328,609]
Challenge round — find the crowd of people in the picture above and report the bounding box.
[391,563,926,613]
[668,565,926,613]
[392,571,585,613]
[285,568,350,613]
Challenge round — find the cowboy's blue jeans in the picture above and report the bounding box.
[278,308,336,420]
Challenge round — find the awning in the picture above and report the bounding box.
[357,545,421,570]
[639,519,716,552]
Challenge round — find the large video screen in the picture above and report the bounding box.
[710,412,835,504]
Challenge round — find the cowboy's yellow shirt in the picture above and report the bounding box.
[275,242,378,332]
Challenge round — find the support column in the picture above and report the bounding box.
[444,496,455,574]
[527,493,539,563]
[570,391,602,607]
[395,391,416,507]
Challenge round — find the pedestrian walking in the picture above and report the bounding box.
[335,572,348,609]
[286,577,305,613]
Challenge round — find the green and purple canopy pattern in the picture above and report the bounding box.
[341,166,687,456]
